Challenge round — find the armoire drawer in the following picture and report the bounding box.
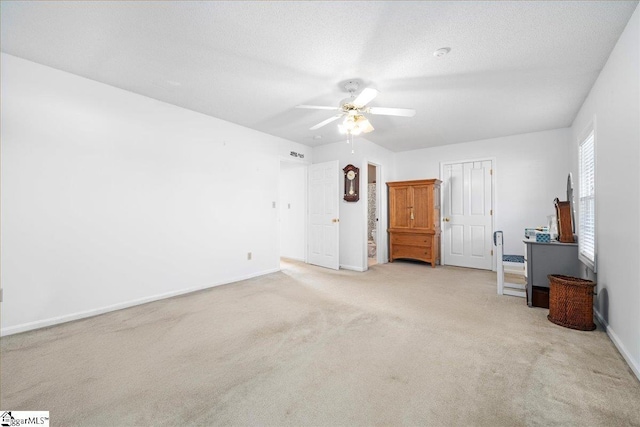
[391,233,431,247]
[392,244,432,261]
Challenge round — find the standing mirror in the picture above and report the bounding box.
[567,173,576,234]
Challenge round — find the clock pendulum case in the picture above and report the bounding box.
[343,164,359,202]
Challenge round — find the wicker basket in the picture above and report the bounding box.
[547,275,596,331]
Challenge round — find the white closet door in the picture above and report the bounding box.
[442,160,493,270]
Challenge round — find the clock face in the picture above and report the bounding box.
[346,170,356,180]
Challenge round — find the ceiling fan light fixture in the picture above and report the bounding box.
[302,82,411,133]
[359,117,374,133]
[342,115,357,132]
[340,114,373,136]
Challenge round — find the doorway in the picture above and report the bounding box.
[278,161,307,264]
[440,159,494,270]
[367,163,379,267]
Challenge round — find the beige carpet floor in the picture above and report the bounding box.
[1,259,639,426]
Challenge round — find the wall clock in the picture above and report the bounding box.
[343,164,359,202]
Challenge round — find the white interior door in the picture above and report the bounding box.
[442,160,493,270]
[308,160,339,270]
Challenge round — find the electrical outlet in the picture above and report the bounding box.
[0,288,3,302]
[272,201,276,208]
[247,252,252,260]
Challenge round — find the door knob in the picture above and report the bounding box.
[444,218,450,222]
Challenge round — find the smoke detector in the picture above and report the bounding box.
[433,47,451,58]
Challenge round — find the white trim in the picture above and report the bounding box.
[576,116,597,147]
[491,157,497,272]
[304,165,309,264]
[0,268,280,337]
[340,264,366,272]
[363,159,386,271]
[594,308,640,382]
[577,117,597,272]
[375,162,385,265]
[281,256,305,262]
[361,159,370,272]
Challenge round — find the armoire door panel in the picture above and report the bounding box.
[412,185,432,229]
[389,186,410,228]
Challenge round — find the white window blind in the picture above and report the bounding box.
[578,130,596,271]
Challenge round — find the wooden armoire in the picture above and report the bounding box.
[387,179,441,267]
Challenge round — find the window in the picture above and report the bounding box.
[578,128,596,271]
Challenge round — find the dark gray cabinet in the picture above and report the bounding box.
[524,240,581,307]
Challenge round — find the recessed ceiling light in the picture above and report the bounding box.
[433,47,451,58]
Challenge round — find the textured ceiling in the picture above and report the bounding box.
[1,1,637,152]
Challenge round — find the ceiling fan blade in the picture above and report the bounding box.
[310,114,343,130]
[368,107,416,117]
[296,105,340,111]
[353,88,378,107]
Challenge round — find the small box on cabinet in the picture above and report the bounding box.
[535,232,551,243]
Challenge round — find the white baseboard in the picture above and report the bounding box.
[594,308,640,382]
[281,256,305,262]
[340,264,366,272]
[0,268,280,337]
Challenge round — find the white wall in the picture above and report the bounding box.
[313,137,395,271]
[394,128,572,256]
[0,54,312,335]
[279,161,307,261]
[570,5,640,379]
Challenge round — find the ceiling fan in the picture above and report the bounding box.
[296,81,416,135]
